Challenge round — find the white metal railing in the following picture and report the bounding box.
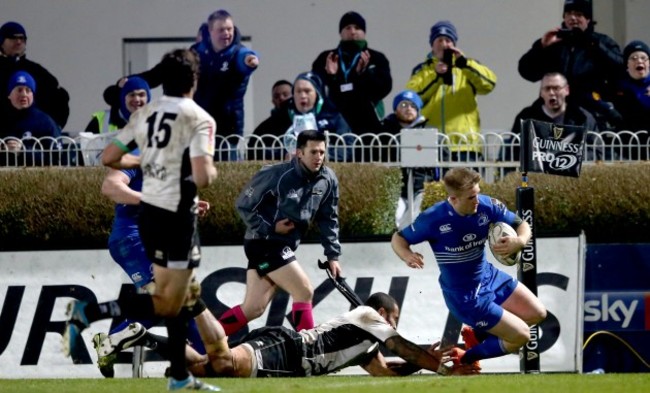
[2,130,648,181]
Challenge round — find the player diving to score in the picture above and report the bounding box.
[118,292,479,377]
[391,167,547,365]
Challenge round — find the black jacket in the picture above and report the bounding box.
[518,24,623,126]
[312,41,391,134]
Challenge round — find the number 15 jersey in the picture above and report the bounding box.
[114,96,216,213]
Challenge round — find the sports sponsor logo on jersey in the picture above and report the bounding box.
[318,119,329,128]
[220,61,229,72]
[439,224,452,233]
[244,186,254,198]
[312,188,324,196]
[287,189,299,200]
[475,320,488,328]
[462,233,476,242]
[281,246,295,260]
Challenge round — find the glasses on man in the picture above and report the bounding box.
[628,55,649,63]
[541,85,567,93]
[398,101,417,110]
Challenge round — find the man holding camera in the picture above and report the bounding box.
[406,20,496,162]
[518,0,623,130]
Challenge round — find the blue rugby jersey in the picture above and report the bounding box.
[108,168,142,243]
[399,194,517,292]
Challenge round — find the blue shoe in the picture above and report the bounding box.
[63,300,89,357]
[168,374,221,391]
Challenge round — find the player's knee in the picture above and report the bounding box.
[292,282,314,302]
[533,306,547,325]
[242,303,267,320]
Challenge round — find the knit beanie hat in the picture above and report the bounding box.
[0,21,27,42]
[339,11,366,32]
[429,20,458,46]
[623,40,650,62]
[393,90,423,115]
[7,70,36,94]
[119,77,151,120]
[294,71,324,96]
[563,0,592,19]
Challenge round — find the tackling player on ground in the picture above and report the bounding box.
[391,167,547,365]
[121,292,479,377]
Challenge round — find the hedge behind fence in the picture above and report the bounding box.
[0,162,648,251]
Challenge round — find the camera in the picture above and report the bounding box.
[442,48,454,85]
[556,28,577,39]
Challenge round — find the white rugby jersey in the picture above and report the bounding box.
[115,96,215,212]
[297,305,399,375]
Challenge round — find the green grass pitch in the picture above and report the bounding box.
[1,374,649,393]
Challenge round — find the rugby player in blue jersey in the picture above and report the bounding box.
[391,167,546,365]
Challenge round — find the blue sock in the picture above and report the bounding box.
[462,335,508,363]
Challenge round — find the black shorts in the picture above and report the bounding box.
[244,239,297,276]
[242,326,304,377]
[138,202,200,269]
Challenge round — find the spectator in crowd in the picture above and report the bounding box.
[312,11,392,153]
[126,292,479,377]
[407,20,496,162]
[381,90,437,230]
[85,77,151,134]
[248,79,292,160]
[500,72,599,169]
[613,40,650,159]
[218,130,342,339]
[103,10,259,161]
[312,11,392,133]
[1,70,61,165]
[282,72,352,161]
[0,21,70,128]
[518,0,623,130]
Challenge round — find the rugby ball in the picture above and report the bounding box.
[488,222,522,266]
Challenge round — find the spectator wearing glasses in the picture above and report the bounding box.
[500,72,598,167]
[613,40,650,159]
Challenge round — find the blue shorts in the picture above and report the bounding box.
[108,232,154,289]
[442,263,517,331]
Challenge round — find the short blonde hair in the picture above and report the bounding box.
[443,167,481,195]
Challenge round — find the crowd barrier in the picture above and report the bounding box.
[2,130,648,182]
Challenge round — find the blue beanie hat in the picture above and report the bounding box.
[623,40,650,62]
[7,70,36,94]
[0,21,27,42]
[294,71,324,96]
[119,77,151,120]
[429,20,458,46]
[393,90,423,114]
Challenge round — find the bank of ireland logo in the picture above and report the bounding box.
[549,154,578,170]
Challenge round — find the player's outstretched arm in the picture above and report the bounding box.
[384,335,442,373]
